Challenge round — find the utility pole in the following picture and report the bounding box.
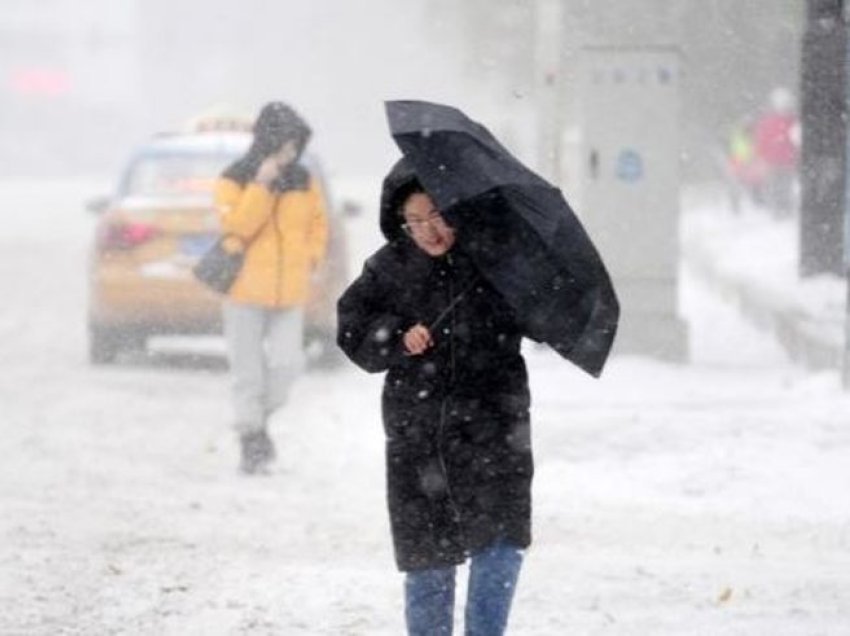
[843,0,850,388]
[800,0,847,278]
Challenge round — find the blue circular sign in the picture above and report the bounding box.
[616,149,643,182]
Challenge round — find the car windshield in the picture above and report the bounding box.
[123,152,238,198]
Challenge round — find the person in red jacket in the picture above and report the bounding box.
[753,87,800,218]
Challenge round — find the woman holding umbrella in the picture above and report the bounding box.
[338,158,532,635]
[337,101,618,635]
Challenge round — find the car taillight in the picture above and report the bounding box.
[97,221,161,250]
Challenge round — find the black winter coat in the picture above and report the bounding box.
[337,161,533,572]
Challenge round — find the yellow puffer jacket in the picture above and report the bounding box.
[215,177,328,308]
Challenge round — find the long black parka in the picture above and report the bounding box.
[336,159,533,572]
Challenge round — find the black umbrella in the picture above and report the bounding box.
[386,100,619,377]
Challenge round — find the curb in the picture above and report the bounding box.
[683,231,845,372]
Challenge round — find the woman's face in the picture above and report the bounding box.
[401,192,456,257]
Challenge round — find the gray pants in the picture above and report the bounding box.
[223,302,305,434]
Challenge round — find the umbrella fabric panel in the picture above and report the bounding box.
[450,190,619,377]
[392,129,550,213]
[387,100,513,158]
[450,195,587,334]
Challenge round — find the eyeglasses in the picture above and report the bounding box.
[401,213,448,236]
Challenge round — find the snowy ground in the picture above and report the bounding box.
[1,179,849,635]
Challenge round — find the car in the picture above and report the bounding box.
[86,123,349,366]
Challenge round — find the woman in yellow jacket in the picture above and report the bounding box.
[215,102,328,474]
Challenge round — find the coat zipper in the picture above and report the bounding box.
[437,398,460,524]
[436,257,465,544]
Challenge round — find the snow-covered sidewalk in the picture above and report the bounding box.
[682,187,847,371]
[1,179,849,635]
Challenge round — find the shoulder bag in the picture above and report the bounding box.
[193,195,279,294]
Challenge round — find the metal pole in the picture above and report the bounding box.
[800,0,847,277]
[843,0,850,389]
[845,274,850,389]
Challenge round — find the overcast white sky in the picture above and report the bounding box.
[185,0,478,179]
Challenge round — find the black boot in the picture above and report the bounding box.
[239,430,276,475]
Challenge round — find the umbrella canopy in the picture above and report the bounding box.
[386,100,619,377]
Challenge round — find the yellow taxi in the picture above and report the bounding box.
[86,121,349,365]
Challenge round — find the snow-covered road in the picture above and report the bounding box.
[1,179,848,635]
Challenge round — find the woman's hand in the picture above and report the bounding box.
[403,324,433,356]
[254,156,282,186]
[254,141,299,186]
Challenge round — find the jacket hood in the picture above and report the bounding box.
[251,101,311,159]
[221,101,311,191]
[379,157,422,242]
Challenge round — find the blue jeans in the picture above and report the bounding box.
[405,540,524,636]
